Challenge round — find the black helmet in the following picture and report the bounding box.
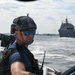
[11,14,37,34]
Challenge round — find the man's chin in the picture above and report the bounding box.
[23,40,34,45]
[28,40,34,45]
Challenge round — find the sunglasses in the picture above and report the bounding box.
[23,29,36,36]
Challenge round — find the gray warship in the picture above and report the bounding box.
[58,18,75,37]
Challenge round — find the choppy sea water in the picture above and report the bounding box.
[0,34,75,72]
[29,34,75,72]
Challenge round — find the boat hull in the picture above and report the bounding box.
[58,29,75,37]
[43,66,61,75]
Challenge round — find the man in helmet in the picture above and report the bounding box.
[8,15,42,75]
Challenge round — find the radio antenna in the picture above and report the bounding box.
[41,51,46,69]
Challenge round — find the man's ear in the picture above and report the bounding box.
[15,31,19,35]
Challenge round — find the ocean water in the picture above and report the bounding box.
[29,34,75,72]
[0,34,75,73]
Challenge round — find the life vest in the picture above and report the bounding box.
[15,43,43,75]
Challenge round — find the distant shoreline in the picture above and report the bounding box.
[35,34,59,36]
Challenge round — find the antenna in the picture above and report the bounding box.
[41,51,46,69]
[27,13,29,17]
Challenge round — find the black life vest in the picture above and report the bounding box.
[16,43,43,75]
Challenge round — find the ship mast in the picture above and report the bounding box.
[66,18,68,23]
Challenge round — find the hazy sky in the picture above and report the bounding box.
[0,0,75,34]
